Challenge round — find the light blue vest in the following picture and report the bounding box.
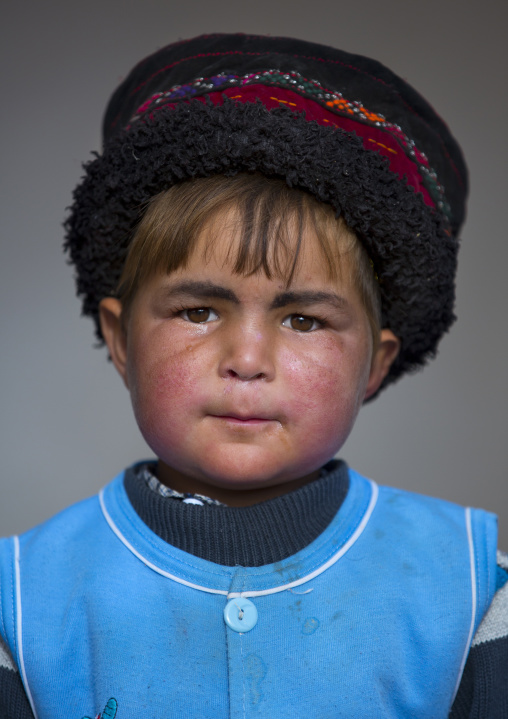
[0,469,497,719]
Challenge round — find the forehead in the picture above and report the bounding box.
[190,204,350,286]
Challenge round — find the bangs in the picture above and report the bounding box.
[116,173,380,336]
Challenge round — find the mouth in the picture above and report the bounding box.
[210,413,276,425]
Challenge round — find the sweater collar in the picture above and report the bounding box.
[124,460,349,567]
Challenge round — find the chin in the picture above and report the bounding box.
[189,446,322,491]
[198,460,285,490]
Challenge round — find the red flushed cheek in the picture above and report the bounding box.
[152,357,195,398]
[277,345,339,409]
[289,367,345,423]
[128,347,205,447]
[277,343,367,435]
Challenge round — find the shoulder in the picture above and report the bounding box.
[0,473,126,651]
[2,471,128,558]
[0,472,133,587]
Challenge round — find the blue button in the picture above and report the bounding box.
[224,597,258,632]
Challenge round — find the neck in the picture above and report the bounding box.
[156,461,321,507]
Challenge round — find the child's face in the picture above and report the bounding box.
[101,211,398,503]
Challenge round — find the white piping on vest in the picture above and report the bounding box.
[229,481,378,599]
[99,491,229,596]
[13,536,39,719]
[451,507,477,704]
[99,480,378,600]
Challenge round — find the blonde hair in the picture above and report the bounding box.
[117,174,381,340]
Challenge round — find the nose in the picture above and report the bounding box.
[218,323,275,381]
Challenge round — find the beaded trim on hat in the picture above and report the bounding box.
[128,69,450,220]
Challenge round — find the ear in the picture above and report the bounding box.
[364,329,400,401]
[99,298,129,389]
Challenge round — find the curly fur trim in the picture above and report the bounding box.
[65,99,458,394]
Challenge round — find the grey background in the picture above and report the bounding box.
[1,0,507,547]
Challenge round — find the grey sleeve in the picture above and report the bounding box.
[449,551,508,718]
[0,636,35,719]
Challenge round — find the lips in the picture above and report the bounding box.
[211,413,274,424]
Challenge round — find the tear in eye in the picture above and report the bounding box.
[183,308,218,323]
[282,314,319,332]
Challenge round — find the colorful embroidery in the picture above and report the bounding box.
[82,697,117,719]
[128,69,450,219]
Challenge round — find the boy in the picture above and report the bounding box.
[0,33,506,718]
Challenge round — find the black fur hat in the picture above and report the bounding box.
[65,33,468,393]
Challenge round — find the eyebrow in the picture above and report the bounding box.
[159,280,239,303]
[159,281,348,311]
[269,290,348,311]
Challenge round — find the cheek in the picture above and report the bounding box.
[279,337,370,429]
[127,342,206,442]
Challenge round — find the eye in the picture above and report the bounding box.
[181,307,219,323]
[282,314,321,332]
